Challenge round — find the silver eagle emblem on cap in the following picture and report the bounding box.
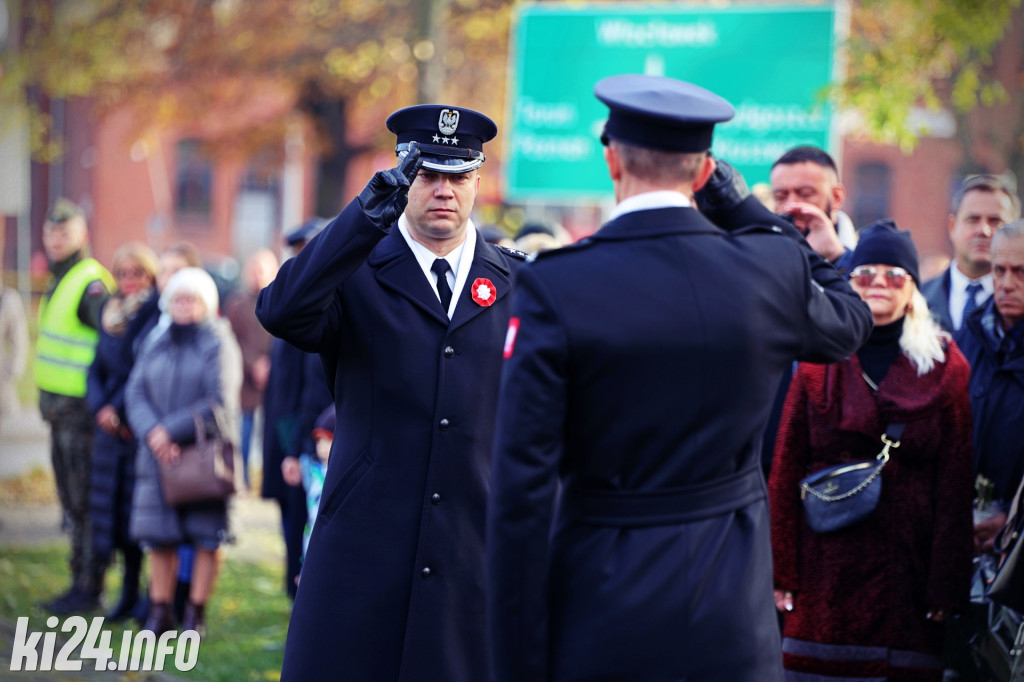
[438,109,460,136]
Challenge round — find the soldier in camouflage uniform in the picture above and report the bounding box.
[35,199,114,614]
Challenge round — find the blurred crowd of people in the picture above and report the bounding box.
[14,199,343,639]
[7,111,1024,681]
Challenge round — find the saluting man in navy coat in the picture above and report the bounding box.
[486,75,874,682]
[256,105,525,681]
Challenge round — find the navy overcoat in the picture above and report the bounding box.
[955,298,1024,505]
[86,291,160,559]
[256,200,523,681]
[487,200,873,682]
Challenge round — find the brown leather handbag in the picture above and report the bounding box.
[158,410,236,506]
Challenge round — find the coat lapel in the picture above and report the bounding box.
[367,228,449,326]
[938,270,954,332]
[449,239,513,333]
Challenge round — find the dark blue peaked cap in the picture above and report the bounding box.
[285,217,328,246]
[595,74,735,153]
[387,104,497,174]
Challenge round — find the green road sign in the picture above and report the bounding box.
[505,4,838,201]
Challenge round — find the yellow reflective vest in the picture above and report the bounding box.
[35,258,115,397]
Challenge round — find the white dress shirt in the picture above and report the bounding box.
[398,216,478,319]
[949,265,993,331]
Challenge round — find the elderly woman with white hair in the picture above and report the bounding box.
[769,219,974,681]
[126,267,242,637]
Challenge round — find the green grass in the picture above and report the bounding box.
[0,544,290,681]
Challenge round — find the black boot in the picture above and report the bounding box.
[141,602,175,637]
[173,579,191,623]
[132,592,150,625]
[181,601,206,637]
[43,587,100,615]
[38,587,75,612]
[105,547,141,621]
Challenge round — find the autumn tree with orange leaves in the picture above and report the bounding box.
[1,0,512,214]
[3,0,1022,207]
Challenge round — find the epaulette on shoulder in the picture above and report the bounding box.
[495,244,529,260]
[730,223,787,238]
[528,238,595,263]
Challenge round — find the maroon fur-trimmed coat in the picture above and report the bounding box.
[769,344,974,679]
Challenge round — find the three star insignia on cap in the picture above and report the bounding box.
[430,134,460,145]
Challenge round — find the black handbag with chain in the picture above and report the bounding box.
[799,423,905,533]
[987,475,1024,612]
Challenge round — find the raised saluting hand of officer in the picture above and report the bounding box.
[694,155,750,216]
[357,141,423,228]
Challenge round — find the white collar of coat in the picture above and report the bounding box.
[609,190,691,221]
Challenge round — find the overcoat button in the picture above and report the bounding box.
[431,493,442,505]
[444,346,455,358]
[439,418,450,430]
[421,566,432,578]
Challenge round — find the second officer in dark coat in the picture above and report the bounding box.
[486,75,874,682]
[257,105,524,681]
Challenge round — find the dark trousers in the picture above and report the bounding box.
[41,392,103,596]
[278,484,307,600]
[240,410,255,488]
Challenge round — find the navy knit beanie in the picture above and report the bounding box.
[849,219,920,284]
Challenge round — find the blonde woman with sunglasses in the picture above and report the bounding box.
[769,219,974,681]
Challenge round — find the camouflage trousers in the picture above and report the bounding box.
[39,391,104,596]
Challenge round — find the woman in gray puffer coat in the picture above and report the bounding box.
[126,267,242,638]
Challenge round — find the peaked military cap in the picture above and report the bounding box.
[47,197,85,223]
[595,74,735,153]
[386,104,497,174]
[285,217,328,246]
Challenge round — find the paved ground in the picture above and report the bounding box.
[0,410,284,680]
[0,410,51,479]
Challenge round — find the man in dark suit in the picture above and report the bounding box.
[486,75,873,682]
[921,174,1020,332]
[257,105,525,681]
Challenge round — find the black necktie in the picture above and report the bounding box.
[431,258,453,312]
[962,281,983,326]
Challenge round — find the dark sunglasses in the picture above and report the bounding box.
[850,265,910,289]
